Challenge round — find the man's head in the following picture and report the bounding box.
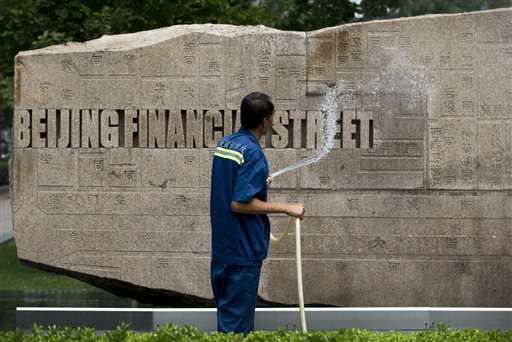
[240,92,275,131]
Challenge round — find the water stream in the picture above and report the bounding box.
[270,47,433,178]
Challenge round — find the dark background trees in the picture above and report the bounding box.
[0,0,510,127]
[359,0,512,20]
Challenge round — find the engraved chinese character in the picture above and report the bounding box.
[91,54,103,66]
[342,82,355,93]
[207,61,221,73]
[116,195,126,205]
[463,101,473,113]
[88,194,99,207]
[455,262,466,274]
[337,55,349,65]
[446,237,457,249]
[347,198,360,211]
[444,176,455,186]
[406,143,417,155]
[319,176,330,186]
[67,194,80,206]
[289,66,302,77]
[388,262,400,272]
[61,59,73,71]
[124,170,136,180]
[184,86,196,98]
[70,231,79,242]
[461,130,472,142]
[406,198,420,210]
[442,123,455,137]
[232,73,245,87]
[124,54,135,66]
[154,82,166,106]
[462,169,473,184]
[184,41,195,53]
[141,232,154,243]
[462,56,473,68]
[494,104,505,116]
[369,36,381,48]
[419,55,433,66]
[40,81,51,93]
[461,77,473,88]
[336,261,347,272]
[439,56,451,68]
[157,258,169,268]
[460,32,473,42]
[49,194,60,206]
[258,62,271,75]
[276,67,287,78]
[480,104,492,117]
[400,37,412,48]
[371,236,386,249]
[258,41,271,60]
[286,196,299,204]
[39,153,53,165]
[269,260,281,270]
[60,89,72,100]
[259,77,270,88]
[443,89,456,115]
[184,156,195,165]
[350,52,362,62]
[314,67,326,77]
[177,194,191,205]
[184,55,194,65]
[491,177,502,188]
[381,35,394,46]
[94,160,104,171]
[459,199,472,213]
[351,37,362,46]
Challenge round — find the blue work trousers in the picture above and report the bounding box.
[210,260,261,335]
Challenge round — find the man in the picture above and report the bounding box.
[210,92,305,334]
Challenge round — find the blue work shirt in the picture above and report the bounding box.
[210,127,270,266]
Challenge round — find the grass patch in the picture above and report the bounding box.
[1,323,512,341]
[0,159,8,185]
[0,239,95,291]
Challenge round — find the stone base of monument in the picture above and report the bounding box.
[16,307,512,332]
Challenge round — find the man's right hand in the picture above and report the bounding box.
[286,203,305,220]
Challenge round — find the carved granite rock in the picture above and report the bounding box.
[12,9,512,306]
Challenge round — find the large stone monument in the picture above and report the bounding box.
[12,8,512,306]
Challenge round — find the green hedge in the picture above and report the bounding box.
[0,159,8,185]
[1,323,511,341]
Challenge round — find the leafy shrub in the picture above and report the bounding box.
[0,323,511,341]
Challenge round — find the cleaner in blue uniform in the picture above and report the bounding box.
[210,92,305,334]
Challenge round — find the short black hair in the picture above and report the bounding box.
[240,92,274,129]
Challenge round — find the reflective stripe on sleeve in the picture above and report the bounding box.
[214,147,244,165]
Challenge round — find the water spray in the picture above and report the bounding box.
[270,83,340,179]
[268,83,341,334]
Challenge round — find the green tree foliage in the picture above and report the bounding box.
[0,0,275,127]
[1,0,511,127]
[258,0,356,31]
[359,0,512,20]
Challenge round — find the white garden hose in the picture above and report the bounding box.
[270,217,307,333]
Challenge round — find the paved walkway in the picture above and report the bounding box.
[0,185,13,243]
